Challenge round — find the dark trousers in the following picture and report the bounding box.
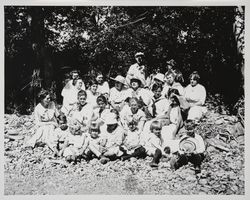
[152,148,162,164]
[121,146,147,161]
[174,153,205,169]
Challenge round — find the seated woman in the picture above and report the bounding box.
[25,89,59,152]
[61,77,84,116]
[68,90,94,133]
[124,76,153,109]
[109,75,128,112]
[96,72,110,99]
[184,71,207,121]
[86,79,99,109]
[161,89,183,142]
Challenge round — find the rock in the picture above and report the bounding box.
[185,176,197,182]
[199,179,208,185]
[215,119,224,125]
[237,136,244,145]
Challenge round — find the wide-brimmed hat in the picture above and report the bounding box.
[154,73,165,83]
[135,52,145,58]
[105,113,118,125]
[110,75,126,85]
[179,136,198,153]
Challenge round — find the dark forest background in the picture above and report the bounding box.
[4,6,244,115]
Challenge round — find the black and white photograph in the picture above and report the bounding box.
[3,2,245,195]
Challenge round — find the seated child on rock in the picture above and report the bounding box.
[60,119,89,163]
[97,112,126,164]
[166,120,206,173]
[120,119,146,161]
[143,120,169,167]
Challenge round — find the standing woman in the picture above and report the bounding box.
[86,79,99,108]
[25,89,60,151]
[184,71,207,121]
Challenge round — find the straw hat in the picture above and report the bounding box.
[130,75,146,87]
[154,73,165,83]
[135,52,145,57]
[179,136,198,153]
[110,75,126,85]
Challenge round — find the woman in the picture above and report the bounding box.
[184,71,207,121]
[68,90,94,133]
[86,79,99,108]
[96,72,110,98]
[109,75,128,112]
[25,89,59,152]
[61,77,84,116]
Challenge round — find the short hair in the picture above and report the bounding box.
[58,114,67,123]
[77,90,87,98]
[150,120,162,132]
[130,78,142,86]
[152,83,163,92]
[38,89,50,102]
[96,72,103,77]
[189,71,200,82]
[97,95,107,105]
[164,146,171,154]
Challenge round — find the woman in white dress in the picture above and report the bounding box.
[109,75,128,112]
[184,71,207,121]
[96,72,110,99]
[25,89,60,151]
[86,79,99,109]
[61,77,84,116]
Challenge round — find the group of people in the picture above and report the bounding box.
[25,52,207,173]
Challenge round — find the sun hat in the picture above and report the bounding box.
[105,113,118,125]
[154,73,165,83]
[179,136,199,153]
[135,52,145,57]
[110,75,126,85]
[130,75,146,87]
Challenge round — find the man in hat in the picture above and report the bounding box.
[126,52,147,86]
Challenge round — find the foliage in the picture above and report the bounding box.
[4,6,244,114]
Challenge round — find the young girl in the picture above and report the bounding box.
[161,89,183,142]
[143,121,168,167]
[61,119,89,163]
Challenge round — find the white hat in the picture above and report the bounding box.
[179,136,198,153]
[154,73,165,83]
[110,75,126,85]
[105,113,118,125]
[135,52,145,57]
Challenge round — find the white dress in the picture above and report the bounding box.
[61,87,79,115]
[97,81,110,96]
[26,102,58,149]
[86,90,98,108]
[184,84,207,120]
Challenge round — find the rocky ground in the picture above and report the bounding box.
[4,106,245,195]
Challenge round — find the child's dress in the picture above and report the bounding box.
[144,133,163,156]
[122,129,141,154]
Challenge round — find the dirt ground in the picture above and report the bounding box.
[4,111,244,195]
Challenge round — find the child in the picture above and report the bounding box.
[143,121,168,167]
[53,114,70,157]
[61,119,89,163]
[98,112,126,164]
[120,120,146,161]
[167,120,206,173]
